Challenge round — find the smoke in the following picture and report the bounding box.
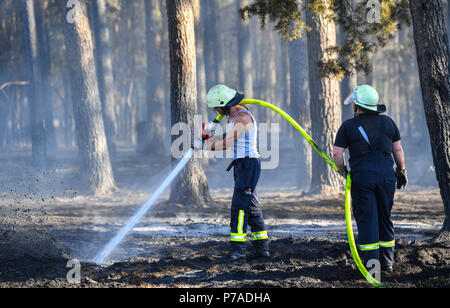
[0,166,69,261]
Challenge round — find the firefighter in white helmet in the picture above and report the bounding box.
[193,84,269,261]
[333,85,407,273]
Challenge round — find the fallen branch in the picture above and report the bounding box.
[0,81,29,91]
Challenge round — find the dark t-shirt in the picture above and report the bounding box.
[334,114,401,168]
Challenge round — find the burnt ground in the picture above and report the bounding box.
[0,146,449,288]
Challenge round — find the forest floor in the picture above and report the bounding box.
[0,146,448,288]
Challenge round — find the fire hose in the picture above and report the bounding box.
[213,98,384,288]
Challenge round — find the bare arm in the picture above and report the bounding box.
[333,146,346,172]
[207,113,253,151]
[392,140,406,169]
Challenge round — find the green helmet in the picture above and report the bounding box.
[206,84,244,109]
[344,85,386,113]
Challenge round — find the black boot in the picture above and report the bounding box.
[230,242,246,262]
[252,239,270,258]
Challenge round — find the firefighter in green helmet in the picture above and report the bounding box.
[333,85,408,273]
[193,84,270,261]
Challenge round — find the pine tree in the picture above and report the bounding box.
[409,0,450,241]
[63,0,116,194]
[166,0,212,206]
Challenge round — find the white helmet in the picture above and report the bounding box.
[206,84,244,109]
[344,85,386,113]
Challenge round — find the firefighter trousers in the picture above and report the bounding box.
[351,161,396,268]
[229,158,268,253]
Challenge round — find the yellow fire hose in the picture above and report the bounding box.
[215,98,384,288]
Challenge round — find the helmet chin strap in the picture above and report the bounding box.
[222,106,231,116]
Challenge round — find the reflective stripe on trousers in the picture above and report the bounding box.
[359,240,395,251]
[230,210,246,242]
[230,210,268,242]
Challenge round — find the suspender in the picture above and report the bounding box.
[353,116,384,153]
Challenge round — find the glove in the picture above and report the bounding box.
[192,138,210,151]
[395,167,408,189]
[338,166,349,179]
[204,121,218,137]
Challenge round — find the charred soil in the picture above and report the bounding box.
[0,148,448,288]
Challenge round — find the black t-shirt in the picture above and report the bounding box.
[334,114,401,168]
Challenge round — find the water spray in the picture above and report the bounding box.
[93,149,194,265]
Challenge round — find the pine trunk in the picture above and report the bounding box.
[409,0,450,239]
[63,1,116,194]
[36,1,57,159]
[288,37,311,191]
[166,0,211,206]
[22,0,46,170]
[91,0,118,161]
[306,3,342,194]
[138,0,166,156]
[238,0,254,98]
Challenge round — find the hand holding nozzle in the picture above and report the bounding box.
[204,121,218,138]
[192,115,223,151]
[192,122,213,151]
[205,113,223,137]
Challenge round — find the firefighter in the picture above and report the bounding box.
[333,85,407,272]
[193,84,269,261]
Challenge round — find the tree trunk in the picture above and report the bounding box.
[22,0,46,170]
[337,1,357,122]
[306,2,342,194]
[195,1,208,122]
[201,0,224,87]
[166,0,211,206]
[288,36,311,191]
[409,0,450,239]
[137,0,167,156]
[62,0,116,194]
[91,0,118,161]
[238,0,254,98]
[36,0,57,160]
[210,0,225,84]
[201,0,214,91]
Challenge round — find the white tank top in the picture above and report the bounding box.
[226,110,260,160]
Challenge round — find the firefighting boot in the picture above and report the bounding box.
[230,243,246,262]
[252,239,270,258]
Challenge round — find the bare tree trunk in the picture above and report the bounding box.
[126,2,137,145]
[166,0,211,206]
[410,0,450,240]
[210,0,225,84]
[91,0,118,161]
[306,2,342,194]
[280,40,290,131]
[201,0,214,91]
[238,0,254,98]
[288,36,311,191]
[22,0,46,170]
[36,0,57,160]
[338,0,357,122]
[137,0,167,156]
[62,0,116,194]
[194,0,208,122]
[201,0,224,87]
[62,66,73,148]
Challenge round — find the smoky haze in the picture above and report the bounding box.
[0,0,442,264]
